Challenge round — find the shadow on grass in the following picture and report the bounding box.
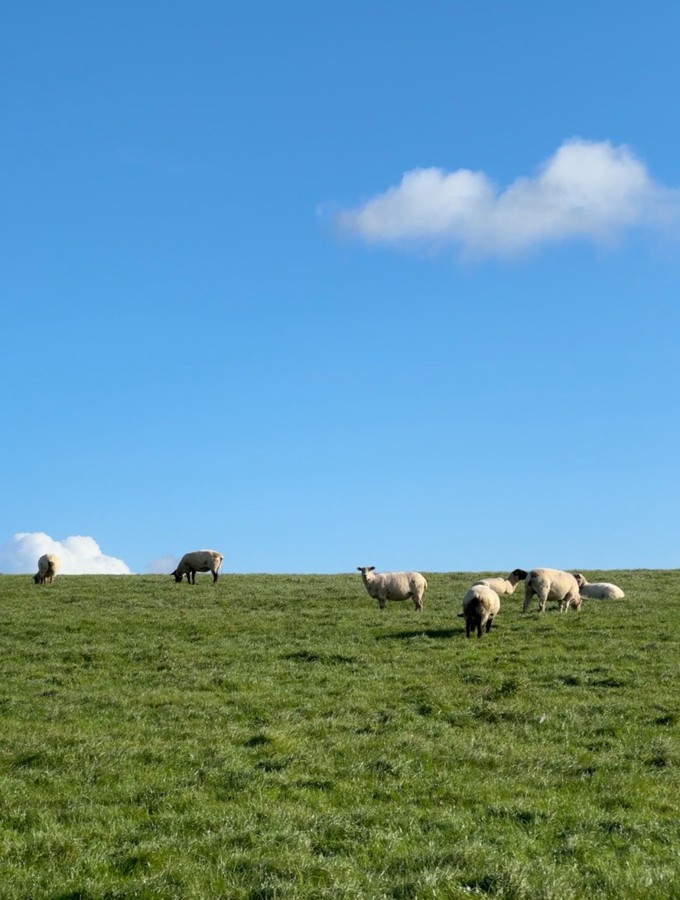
[376,628,460,641]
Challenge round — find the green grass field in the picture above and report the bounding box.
[0,570,678,899]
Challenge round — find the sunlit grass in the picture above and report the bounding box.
[0,569,678,898]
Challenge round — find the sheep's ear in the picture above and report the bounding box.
[367,566,375,572]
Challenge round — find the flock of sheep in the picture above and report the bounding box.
[356,564,625,639]
[32,552,625,639]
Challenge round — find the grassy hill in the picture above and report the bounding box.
[0,570,678,898]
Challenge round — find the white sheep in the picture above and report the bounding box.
[357,566,427,611]
[473,568,527,596]
[459,584,501,638]
[523,567,582,613]
[172,550,223,584]
[573,573,625,600]
[34,554,61,584]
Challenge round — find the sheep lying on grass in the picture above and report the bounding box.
[473,568,527,596]
[523,568,582,613]
[34,554,60,584]
[357,566,427,611]
[459,584,500,638]
[172,550,223,584]
[573,573,625,600]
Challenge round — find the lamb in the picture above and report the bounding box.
[357,566,427,611]
[573,573,625,600]
[459,584,501,638]
[34,554,61,584]
[523,567,582,613]
[472,568,527,596]
[172,550,223,584]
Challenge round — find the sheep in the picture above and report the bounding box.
[523,567,582,613]
[459,584,501,638]
[472,568,528,596]
[33,554,61,585]
[357,566,427,611]
[172,550,223,584]
[573,573,625,600]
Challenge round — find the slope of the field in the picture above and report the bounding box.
[0,571,678,899]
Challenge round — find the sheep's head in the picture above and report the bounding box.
[33,573,41,584]
[171,569,183,583]
[510,568,528,582]
[357,566,375,576]
[573,573,586,588]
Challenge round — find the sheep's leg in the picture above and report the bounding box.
[465,618,472,638]
[486,618,493,633]
[477,619,483,639]
[522,590,533,613]
[212,570,218,583]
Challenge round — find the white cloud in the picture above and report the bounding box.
[0,532,131,575]
[144,554,179,574]
[336,139,680,258]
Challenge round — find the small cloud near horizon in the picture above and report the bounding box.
[144,555,179,574]
[334,138,680,259]
[0,532,131,575]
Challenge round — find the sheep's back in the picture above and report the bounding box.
[581,583,625,600]
[38,554,60,575]
[463,585,500,616]
[474,576,511,595]
[527,568,579,598]
[381,572,422,598]
[179,550,223,571]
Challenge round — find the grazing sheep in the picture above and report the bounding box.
[473,568,528,596]
[573,573,625,600]
[357,566,427,611]
[523,568,582,613]
[459,584,501,638]
[34,554,60,585]
[172,550,223,584]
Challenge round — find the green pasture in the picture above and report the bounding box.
[0,570,678,898]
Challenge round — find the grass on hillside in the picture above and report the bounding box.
[0,569,678,899]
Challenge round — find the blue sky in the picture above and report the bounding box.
[3,2,680,574]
